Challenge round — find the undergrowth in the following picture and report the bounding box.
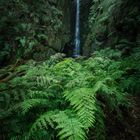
[0,48,139,140]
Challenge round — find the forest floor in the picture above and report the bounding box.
[107,95,140,140]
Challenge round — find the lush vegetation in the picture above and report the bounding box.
[0,0,140,140]
[1,48,140,139]
[0,0,65,65]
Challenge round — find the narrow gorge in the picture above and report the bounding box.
[0,0,140,140]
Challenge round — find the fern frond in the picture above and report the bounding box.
[10,99,50,115]
[27,90,53,99]
[29,111,57,137]
[64,88,96,128]
[54,111,86,140]
[10,134,29,140]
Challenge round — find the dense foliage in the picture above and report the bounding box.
[0,0,66,65]
[0,0,140,140]
[1,47,140,139]
[83,0,140,55]
[87,0,140,96]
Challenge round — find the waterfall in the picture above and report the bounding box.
[73,0,80,57]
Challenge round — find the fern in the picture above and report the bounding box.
[54,110,86,140]
[0,49,131,140]
[19,99,50,115]
[29,111,57,137]
[64,88,96,129]
[29,110,87,140]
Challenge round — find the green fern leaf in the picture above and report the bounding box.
[29,111,57,137]
[54,111,86,140]
[16,99,49,114]
[64,88,96,128]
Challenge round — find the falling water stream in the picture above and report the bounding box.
[73,0,80,57]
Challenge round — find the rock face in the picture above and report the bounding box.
[64,0,140,57]
[80,0,93,55]
[53,0,71,50]
[1,0,139,64]
[33,0,72,61]
[42,0,71,58]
